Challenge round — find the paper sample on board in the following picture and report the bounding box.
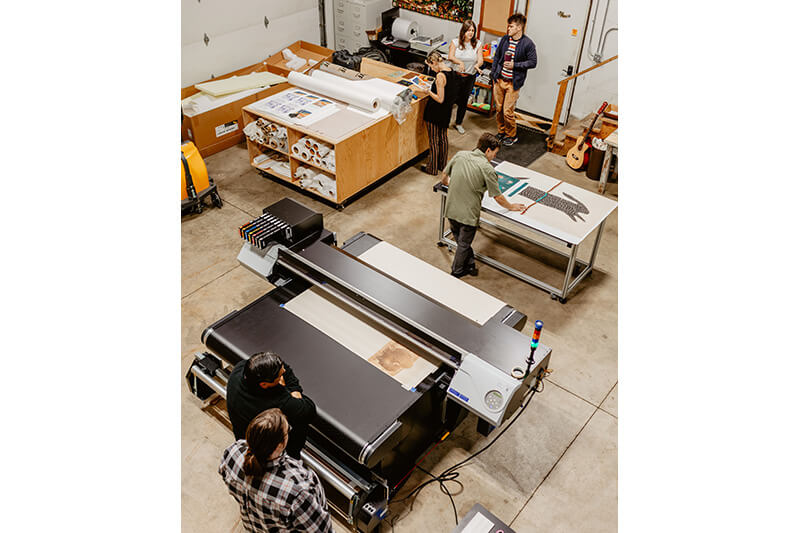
[283,287,437,390]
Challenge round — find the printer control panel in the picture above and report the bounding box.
[484,390,504,412]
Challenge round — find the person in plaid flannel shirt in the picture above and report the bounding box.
[219,408,334,532]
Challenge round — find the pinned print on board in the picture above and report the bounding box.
[393,0,474,22]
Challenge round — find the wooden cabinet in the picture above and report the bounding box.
[241,59,429,206]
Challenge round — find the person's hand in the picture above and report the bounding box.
[279,374,286,387]
[290,391,302,399]
[509,203,525,212]
[503,60,514,69]
[458,63,465,72]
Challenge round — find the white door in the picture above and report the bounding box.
[515,0,590,123]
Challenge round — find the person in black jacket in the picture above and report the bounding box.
[490,13,538,146]
[225,352,316,459]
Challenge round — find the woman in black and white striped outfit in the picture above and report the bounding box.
[422,50,457,176]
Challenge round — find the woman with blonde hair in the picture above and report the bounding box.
[448,19,483,134]
[422,49,457,176]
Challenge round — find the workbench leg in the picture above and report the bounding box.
[437,192,447,244]
[588,219,607,270]
[560,243,579,302]
[598,147,612,195]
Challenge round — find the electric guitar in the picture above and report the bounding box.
[566,101,608,171]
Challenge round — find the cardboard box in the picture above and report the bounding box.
[180,41,333,158]
[181,61,276,157]
[265,41,333,77]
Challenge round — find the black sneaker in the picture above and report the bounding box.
[495,132,506,140]
[502,136,519,146]
[468,267,479,276]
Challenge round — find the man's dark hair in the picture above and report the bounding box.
[476,132,501,153]
[508,13,527,26]
[243,351,283,386]
[243,408,289,477]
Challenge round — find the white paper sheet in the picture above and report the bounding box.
[282,288,437,390]
[249,88,342,125]
[460,511,495,533]
[357,242,506,326]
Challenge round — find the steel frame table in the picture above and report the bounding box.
[434,183,609,303]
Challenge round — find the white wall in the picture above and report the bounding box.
[569,0,617,119]
[181,0,322,86]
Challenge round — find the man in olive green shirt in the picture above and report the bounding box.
[441,133,524,277]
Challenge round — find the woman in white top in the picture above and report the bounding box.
[448,20,484,134]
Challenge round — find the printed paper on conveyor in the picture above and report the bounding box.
[283,287,437,390]
[357,241,505,326]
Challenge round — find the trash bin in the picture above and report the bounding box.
[586,140,606,181]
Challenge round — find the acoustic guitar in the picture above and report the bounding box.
[566,101,608,171]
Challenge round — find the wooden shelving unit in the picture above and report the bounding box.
[468,56,494,116]
[242,107,336,202]
[240,58,429,206]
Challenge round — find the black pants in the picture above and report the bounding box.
[449,218,477,276]
[454,74,476,126]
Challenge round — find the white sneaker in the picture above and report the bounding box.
[455,125,465,134]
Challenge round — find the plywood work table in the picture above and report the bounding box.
[241,58,431,206]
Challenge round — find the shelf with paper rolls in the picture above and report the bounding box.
[241,58,431,205]
[292,160,337,201]
[288,133,337,176]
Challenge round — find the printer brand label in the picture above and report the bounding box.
[215,120,239,138]
[448,387,469,402]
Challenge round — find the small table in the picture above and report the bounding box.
[450,503,515,533]
[598,129,618,194]
[434,161,618,303]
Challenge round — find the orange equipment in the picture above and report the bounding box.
[181,141,222,215]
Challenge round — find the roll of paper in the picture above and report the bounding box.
[291,143,302,155]
[392,18,419,41]
[287,71,380,112]
[310,70,410,113]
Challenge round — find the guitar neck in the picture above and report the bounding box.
[579,102,608,145]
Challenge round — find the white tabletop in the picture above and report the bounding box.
[605,130,618,148]
[482,161,618,245]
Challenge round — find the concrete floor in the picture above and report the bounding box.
[181,111,618,532]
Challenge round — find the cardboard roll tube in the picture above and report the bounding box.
[315,145,331,157]
[291,143,302,155]
[310,138,331,152]
[302,137,314,148]
[312,156,323,166]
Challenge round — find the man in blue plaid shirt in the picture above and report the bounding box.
[219,408,333,532]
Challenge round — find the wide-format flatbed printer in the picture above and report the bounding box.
[186,198,552,532]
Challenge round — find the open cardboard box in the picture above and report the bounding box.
[181,40,333,157]
[265,40,333,77]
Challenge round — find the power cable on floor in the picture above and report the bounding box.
[389,372,547,528]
